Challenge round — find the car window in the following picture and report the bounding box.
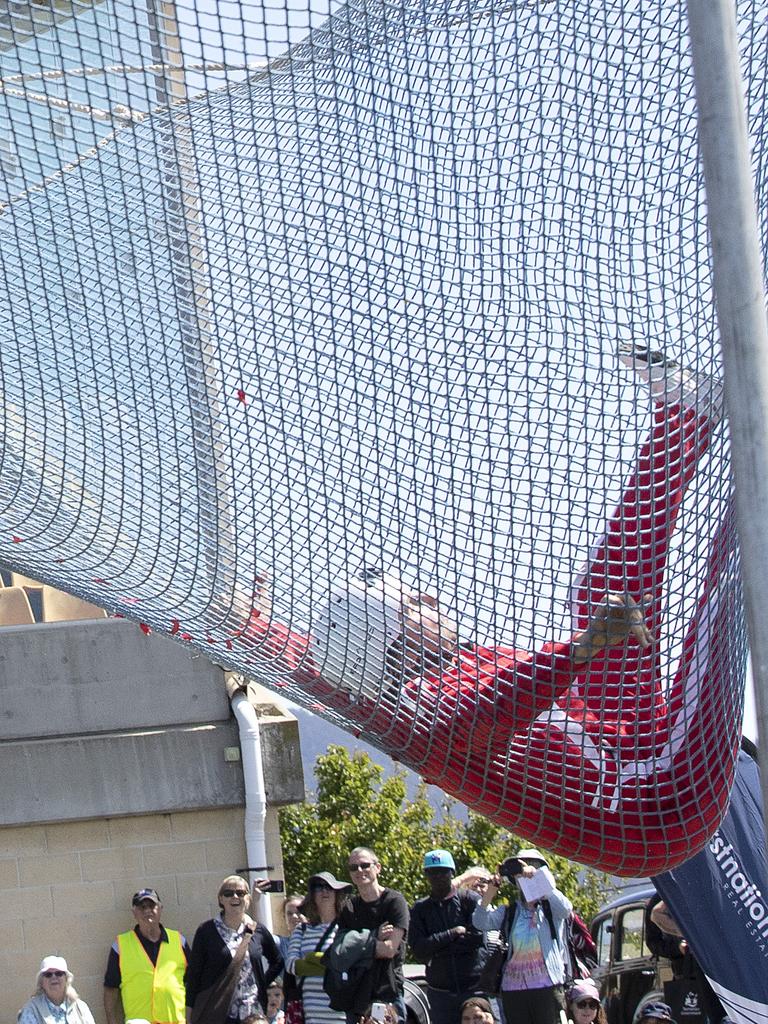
[593,915,612,966]
[617,907,647,961]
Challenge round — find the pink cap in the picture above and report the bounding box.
[568,979,601,1003]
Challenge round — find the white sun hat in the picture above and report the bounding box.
[38,955,71,980]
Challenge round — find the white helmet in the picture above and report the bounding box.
[312,571,405,698]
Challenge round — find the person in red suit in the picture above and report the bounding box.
[240,346,735,877]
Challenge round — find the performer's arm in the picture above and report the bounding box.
[486,592,653,727]
[239,579,652,740]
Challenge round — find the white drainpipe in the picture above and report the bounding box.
[231,690,273,931]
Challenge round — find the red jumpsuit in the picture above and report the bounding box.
[241,403,739,876]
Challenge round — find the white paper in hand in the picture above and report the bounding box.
[518,865,556,902]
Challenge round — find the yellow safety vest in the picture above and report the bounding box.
[117,928,186,1024]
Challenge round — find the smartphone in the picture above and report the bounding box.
[371,1004,388,1023]
[262,879,285,893]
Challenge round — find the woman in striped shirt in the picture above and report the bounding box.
[286,873,353,1024]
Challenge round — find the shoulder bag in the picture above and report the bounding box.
[477,905,512,997]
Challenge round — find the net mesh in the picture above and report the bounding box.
[0,0,757,875]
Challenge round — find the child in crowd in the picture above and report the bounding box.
[267,982,285,1024]
[461,997,495,1024]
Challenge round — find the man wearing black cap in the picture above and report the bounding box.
[104,888,191,1024]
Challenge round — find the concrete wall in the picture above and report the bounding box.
[0,617,230,738]
[0,616,305,1024]
[0,805,287,1024]
[0,619,304,826]
[0,721,246,826]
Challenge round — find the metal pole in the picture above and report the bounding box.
[686,2,768,792]
[145,1,238,617]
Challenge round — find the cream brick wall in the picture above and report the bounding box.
[0,807,286,1024]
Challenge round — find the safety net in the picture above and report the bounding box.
[0,0,758,875]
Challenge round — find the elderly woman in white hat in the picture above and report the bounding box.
[18,955,96,1024]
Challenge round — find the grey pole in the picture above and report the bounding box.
[686,2,768,789]
[145,0,238,617]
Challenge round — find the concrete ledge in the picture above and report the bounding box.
[0,721,246,826]
[259,718,305,805]
[0,618,228,739]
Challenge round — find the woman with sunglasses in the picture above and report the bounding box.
[186,875,284,1024]
[566,980,607,1024]
[285,872,353,1024]
[18,955,96,1024]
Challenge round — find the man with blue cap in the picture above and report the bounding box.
[409,849,487,1024]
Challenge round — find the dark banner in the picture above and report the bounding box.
[653,748,768,1024]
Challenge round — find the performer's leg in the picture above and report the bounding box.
[499,501,740,876]
[629,499,742,833]
[571,347,720,689]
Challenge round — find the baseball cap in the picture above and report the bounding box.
[423,849,456,870]
[637,1003,676,1024]
[39,955,69,976]
[132,888,161,906]
[569,979,601,1003]
[308,871,353,891]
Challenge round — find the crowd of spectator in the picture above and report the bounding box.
[17,843,626,1024]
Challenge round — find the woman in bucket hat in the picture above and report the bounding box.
[18,955,96,1024]
[285,873,353,1024]
[473,853,572,1024]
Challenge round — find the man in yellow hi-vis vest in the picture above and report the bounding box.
[104,888,191,1024]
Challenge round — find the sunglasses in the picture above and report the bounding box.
[310,883,332,892]
[43,971,66,979]
[348,862,375,872]
[221,889,249,898]
[575,1001,600,1010]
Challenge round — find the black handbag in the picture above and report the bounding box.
[477,906,511,997]
[663,978,706,1024]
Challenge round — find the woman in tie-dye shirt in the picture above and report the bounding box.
[472,851,572,1024]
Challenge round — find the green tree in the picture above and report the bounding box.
[278,745,613,919]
